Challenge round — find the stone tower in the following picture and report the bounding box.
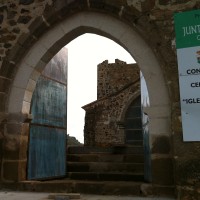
[82,59,140,146]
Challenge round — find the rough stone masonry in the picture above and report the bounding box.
[0,0,200,199]
[82,59,140,147]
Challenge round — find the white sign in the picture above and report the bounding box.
[178,47,200,141]
[174,10,200,141]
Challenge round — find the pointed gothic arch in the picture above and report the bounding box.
[7,12,172,185]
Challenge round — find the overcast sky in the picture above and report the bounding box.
[66,33,135,143]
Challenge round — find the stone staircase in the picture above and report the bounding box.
[66,145,144,182]
[64,145,145,195]
[8,145,174,197]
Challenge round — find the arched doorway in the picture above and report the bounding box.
[7,12,171,186]
[123,94,152,183]
[124,96,142,145]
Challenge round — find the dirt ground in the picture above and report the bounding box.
[0,191,175,200]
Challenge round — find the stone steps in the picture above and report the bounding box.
[66,145,145,183]
[18,180,143,195]
[67,162,144,173]
[67,146,144,155]
[8,180,175,197]
[67,172,144,181]
[67,154,144,163]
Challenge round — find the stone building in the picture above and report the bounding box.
[1,1,200,199]
[82,59,141,147]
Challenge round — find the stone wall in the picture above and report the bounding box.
[1,112,31,182]
[0,0,200,199]
[83,60,140,146]
[97,59,139,98]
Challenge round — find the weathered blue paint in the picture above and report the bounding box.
[42,48,68,84]
[28,125,66,180]
[31,76,67,128]
[28,48,67,180]
[28,76,67,179]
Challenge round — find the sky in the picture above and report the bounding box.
[66,33,136,143]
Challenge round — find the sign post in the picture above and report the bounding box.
[174,9,200,141]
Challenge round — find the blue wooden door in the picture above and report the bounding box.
[28,48,68,180]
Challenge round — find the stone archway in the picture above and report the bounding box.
[6,12,172,186]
